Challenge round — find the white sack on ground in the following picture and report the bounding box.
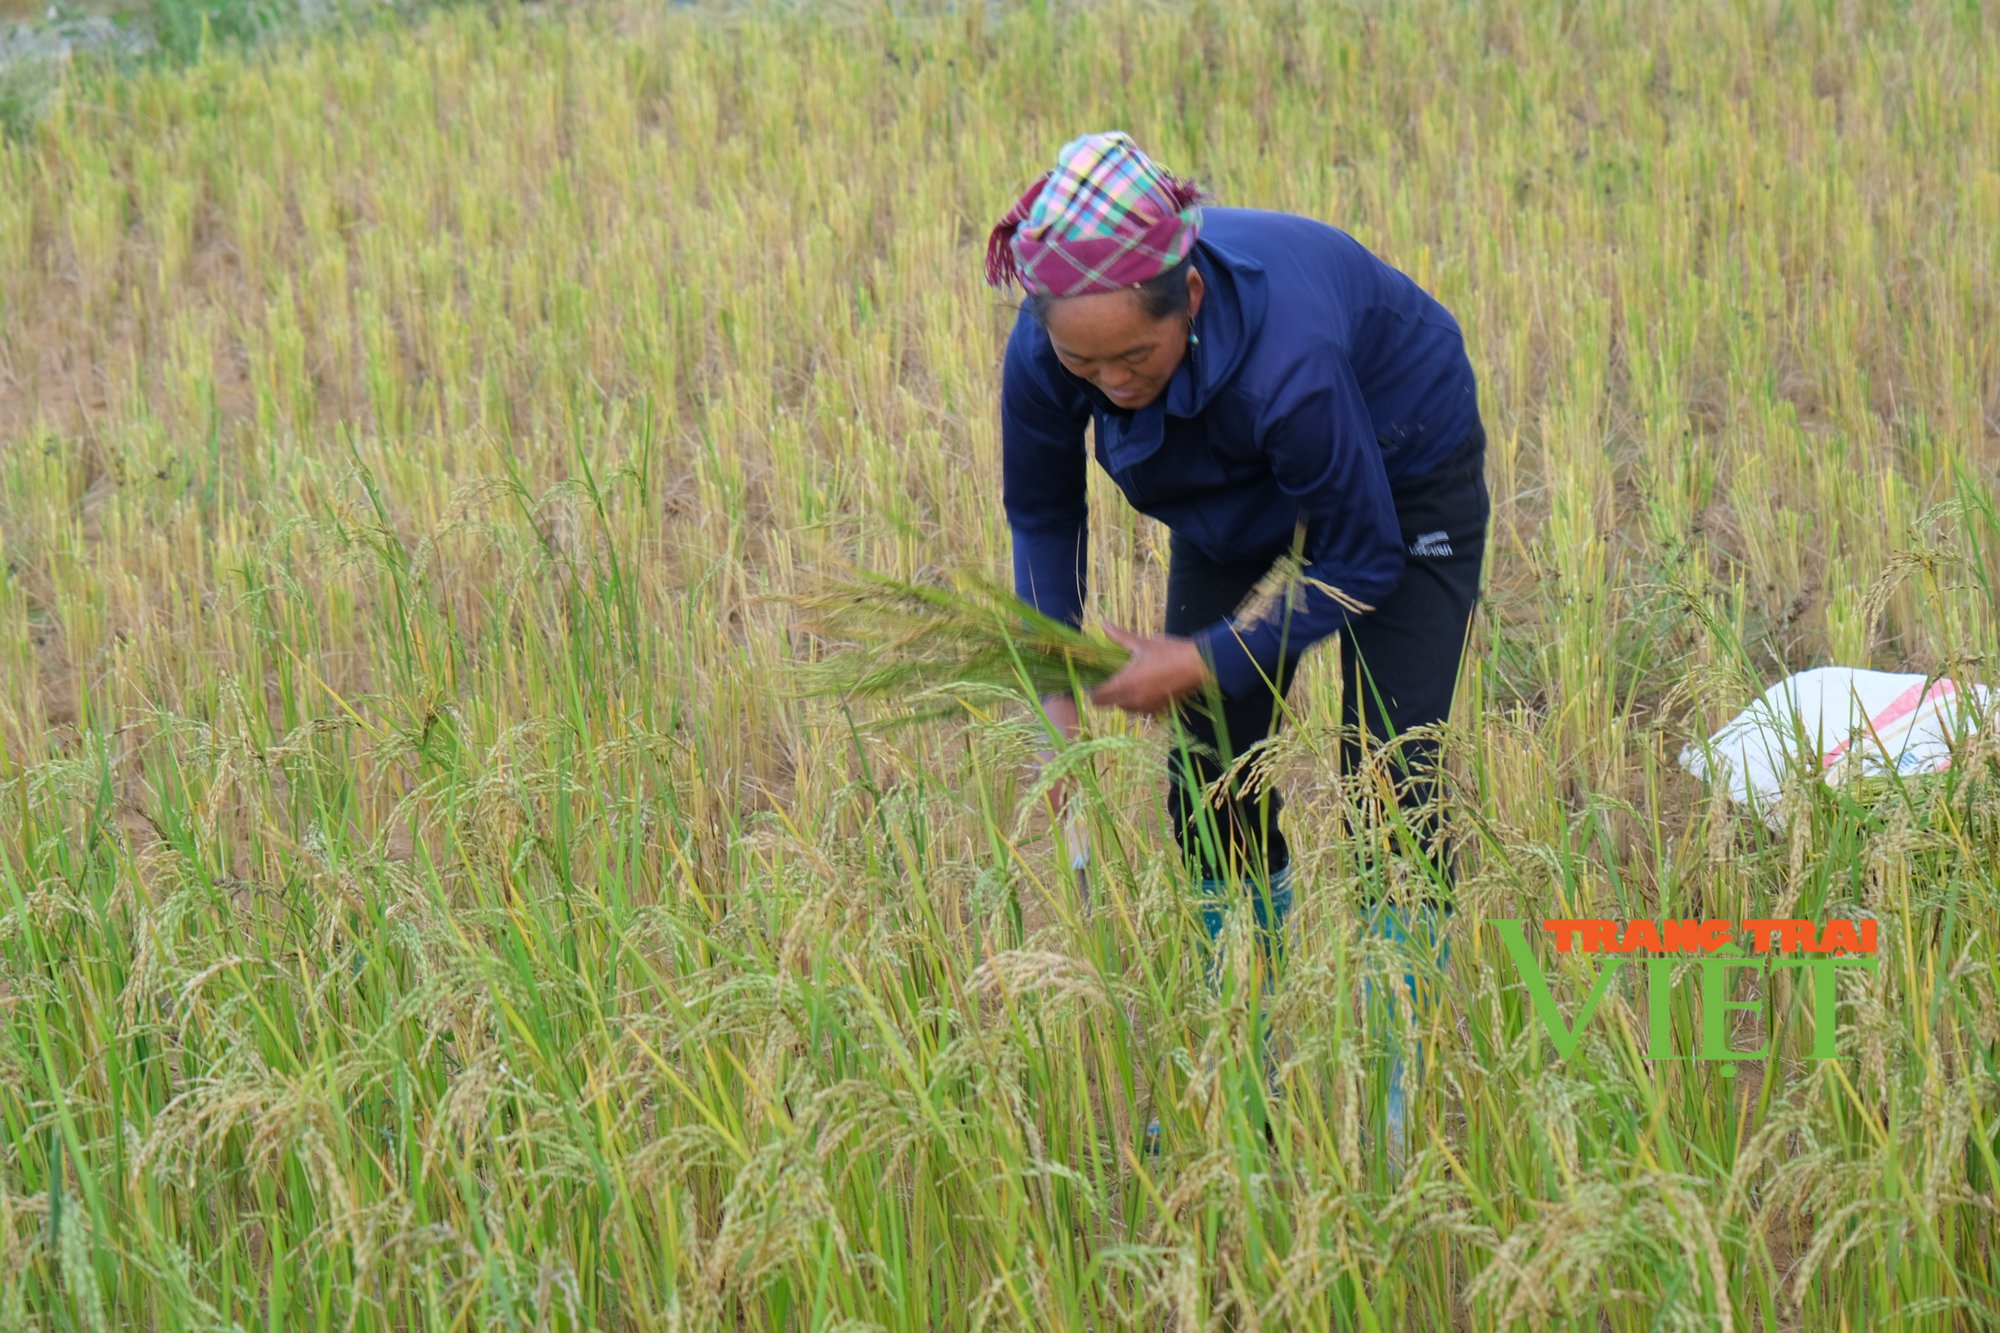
[1680,667,1997,820]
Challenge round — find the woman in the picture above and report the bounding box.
[987,131,1488,1158]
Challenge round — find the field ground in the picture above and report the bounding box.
[2,0,1998,1328]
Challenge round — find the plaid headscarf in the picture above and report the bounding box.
[985,131,1209,297]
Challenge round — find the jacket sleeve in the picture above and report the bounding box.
[1192,351,1407,698]
[1000,323,1091,632]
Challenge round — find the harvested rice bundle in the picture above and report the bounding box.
[788,569,1129,707]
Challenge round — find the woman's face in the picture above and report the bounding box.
[1040,271,1205,411]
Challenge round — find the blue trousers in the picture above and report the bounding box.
[1194,878,1451,1033]
[1192,876,1452,1155]
[1161,419,1489,902]
[1365,900,1453,1147]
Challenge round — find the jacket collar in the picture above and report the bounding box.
[1084,230,1269,471]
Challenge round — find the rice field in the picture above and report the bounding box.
[2,0,1998,1327]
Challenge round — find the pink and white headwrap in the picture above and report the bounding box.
[984,131,1209,297]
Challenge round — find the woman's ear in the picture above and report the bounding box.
[1186,267,1206,321]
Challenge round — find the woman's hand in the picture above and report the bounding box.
[1035,692,1082,754]
[1088,624,1213,715]
[1033,691,1084,827]
[1032,692,1092,887]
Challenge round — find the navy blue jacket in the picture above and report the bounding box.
[1001,206,1479,699]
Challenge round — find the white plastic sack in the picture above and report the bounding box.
[1680,667,1996,820]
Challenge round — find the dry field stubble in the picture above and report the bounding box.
[1,0,1997,1328]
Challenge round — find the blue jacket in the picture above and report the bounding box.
[1001,206,1480,699]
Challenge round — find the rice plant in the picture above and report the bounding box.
[0,0,1996,1328]
[788,569,1129,708]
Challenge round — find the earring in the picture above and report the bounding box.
[1188,320,1200,347]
